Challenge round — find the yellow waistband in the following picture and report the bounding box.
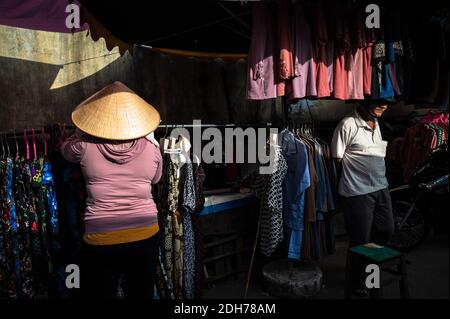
[83,224,159,246]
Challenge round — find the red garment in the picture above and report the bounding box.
[347,9,366,100]
[400,124,438,182]
[363,29,376,95]
[311,3,331,97]
[288,2,317,100]
[277,0,294,96]
[332,7,351,100]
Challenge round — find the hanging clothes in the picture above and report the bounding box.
[347,8,366,100]
[277,0,294,97]
[13,158,34,298]
[23,159,46,297]
[172,210,183,299]
[30,159,52,282]
[363,28,376,96]
[247,2,278,100]
[288,2,317,100]
[178,160,196,299]
[332,5,351,100]
[154,146,205,300]
[192,163,205,299]
[371,33,395,100]
[0,160,5,293]
[254,145,288,257]
[156,152,180,294]
[311,2,331,98]
[5,157,20,298]
[155,246,175,299]
[182,212,194,299]
[280,129,310,260]
[1,158,18,298]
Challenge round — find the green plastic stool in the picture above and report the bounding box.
[345,243,410,299]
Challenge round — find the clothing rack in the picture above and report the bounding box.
[156,122,275,129]
[1,128,50,139]
[0,122,337,142]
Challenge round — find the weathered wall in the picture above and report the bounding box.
[0,25,136,131]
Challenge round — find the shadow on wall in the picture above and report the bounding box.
[132,46,284,125]
[0,46,285,131]
[0,54,136,131]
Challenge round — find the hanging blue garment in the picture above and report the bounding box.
[280,130,311,260]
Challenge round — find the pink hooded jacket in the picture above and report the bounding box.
[60,133,162,233]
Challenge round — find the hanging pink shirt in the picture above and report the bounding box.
[347,10,366,100]
[363,29,376,95]
[277,0,294,97]
[288,2,317,100]
[247,2,277,100]
[332,6,350,100]
[311,3,331,98]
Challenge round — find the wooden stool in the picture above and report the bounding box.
[345,244,410,299]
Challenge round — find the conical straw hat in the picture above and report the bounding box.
[72,81,160,140]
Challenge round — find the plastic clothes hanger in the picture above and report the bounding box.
[13,131,19,159]
[159,122,170,152]
[24,129,30,161]
[42,128,47,157]
[0,134,5,158]
[32,128,37,161]
[5,133,10,158]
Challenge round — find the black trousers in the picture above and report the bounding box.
[80,234,159,299]
[341,188,395,287]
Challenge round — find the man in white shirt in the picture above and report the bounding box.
[331,100,394,296]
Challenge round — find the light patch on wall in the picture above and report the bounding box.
[0,25,122,89]
[50,51,120,89]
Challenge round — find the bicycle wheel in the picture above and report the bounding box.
[388,200,430,251]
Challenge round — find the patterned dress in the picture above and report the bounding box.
[254,147,288,257]
[13,158,34,298]
[2,158,18,298]
[179,162,196,299]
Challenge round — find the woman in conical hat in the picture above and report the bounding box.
[60,81,162,299]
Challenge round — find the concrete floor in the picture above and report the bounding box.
[203,233,449,299]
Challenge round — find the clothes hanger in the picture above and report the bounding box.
[0,134,5,159]
[5,133,10,158]
[13,131,19,159]
[159,121,171,152]
[32,128,37,161]
[42,128,47,158]
[24,129,30,161]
